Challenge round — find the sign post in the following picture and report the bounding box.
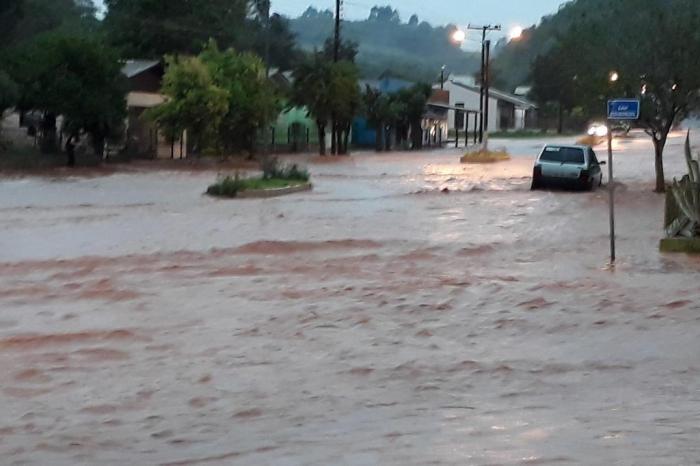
[606,99,640,265]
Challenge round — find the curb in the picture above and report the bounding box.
[233,182,313,199]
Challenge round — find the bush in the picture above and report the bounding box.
[260,156,310,182]
[206,174,244,197]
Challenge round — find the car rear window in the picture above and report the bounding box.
[540,147,585,164]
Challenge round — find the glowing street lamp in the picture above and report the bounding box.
[509,26,523,41]
[452,29,466,44]
[609,71,619,83]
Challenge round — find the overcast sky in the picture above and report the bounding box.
[273,0,568,31]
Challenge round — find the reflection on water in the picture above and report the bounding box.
[0,140,699,465]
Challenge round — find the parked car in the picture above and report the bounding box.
[531,144,606,191]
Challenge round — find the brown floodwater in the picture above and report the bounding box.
[1,132,699,465]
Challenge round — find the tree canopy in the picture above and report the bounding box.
[9,33,127,157]
[150,41,280,155]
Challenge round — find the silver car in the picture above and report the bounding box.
[531,144,605,191]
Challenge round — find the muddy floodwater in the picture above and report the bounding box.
[1,132,700,465]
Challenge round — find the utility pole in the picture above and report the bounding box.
[468,24,500,144]
[332,0,342,154]
[334,0,341,62]
[483,39,491,147]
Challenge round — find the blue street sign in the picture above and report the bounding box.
[608,99,640,120]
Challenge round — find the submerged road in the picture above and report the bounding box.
[0,131,699,465]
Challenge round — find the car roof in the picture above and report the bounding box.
[542,144,590,150]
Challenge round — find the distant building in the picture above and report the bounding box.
[121,60,187,159]
[439,79,537,133]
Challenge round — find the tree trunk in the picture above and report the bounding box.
[342,125,350,154]
[65,136,76,167]
[411,122,422,150]
[653,136,667,193]
[93,134,105,160]
[376,122,383,152]
[317,122,326,156]
[330,119,337,155]
[40,113,57,153]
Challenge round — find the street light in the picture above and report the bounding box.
[609,71,619,83]
[451,29,466,44]
[509,26,523,41]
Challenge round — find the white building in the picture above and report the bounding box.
[438,79,537,133]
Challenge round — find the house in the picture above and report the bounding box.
[267,69,319,152]
[121,60,187,159]
[439,79,538,133]
[353,77,464,149]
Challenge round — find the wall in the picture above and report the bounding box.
[441,81,499,133]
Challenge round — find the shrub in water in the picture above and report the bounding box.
[207,174,244,197]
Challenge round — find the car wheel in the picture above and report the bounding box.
[531,176,541,190]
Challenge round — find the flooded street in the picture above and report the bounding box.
[1,132,700,465]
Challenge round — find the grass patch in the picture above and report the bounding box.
[207,174,309,198]
[460,149,511,164]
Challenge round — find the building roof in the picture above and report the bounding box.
[448,80,538,109]
[121,60,161,78]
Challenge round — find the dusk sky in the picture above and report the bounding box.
[273,0,568,31]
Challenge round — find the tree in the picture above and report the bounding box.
[369,6,400,24]
[329,61,361,154]
[199,41,280,152]
[408,14,419,27]
[0,71,19,140]
[290,54,333,155]
[362,85,396,151]
[397,84,432,149]
[104,0,249,57]
[148,55,229,155]
[529,47,577,134]
[533,0,700,192]
[150,41,279,155]
[290,54,360,156]
[2,0,98,47]
[0,0,23,44]
[10,34,127,161]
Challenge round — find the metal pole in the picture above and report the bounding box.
[607,115,616,264]
[479,28,486,143]
[483,39,491,147]
[441,66,445,90]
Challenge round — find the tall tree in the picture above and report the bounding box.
[329,61,361,154]
[0,71,19,140]
[104,0,249,57]
[289,54,333,155]
[200,41,280,152]
[397,83,432,150]
[11,33,127,161]
[3,0,98,46]
[529,47,577,134]
[150,41,279,155]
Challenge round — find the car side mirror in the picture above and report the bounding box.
[599,161,607,165]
